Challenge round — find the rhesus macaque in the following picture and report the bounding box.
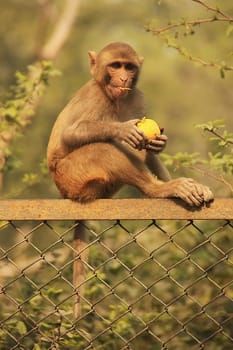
[47,42,213,206]
[47,42,213,318]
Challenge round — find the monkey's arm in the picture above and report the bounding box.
[62,119,145,150]
[146,153,171,181]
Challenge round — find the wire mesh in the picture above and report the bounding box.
[0,218,232,350]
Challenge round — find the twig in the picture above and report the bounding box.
[189,165,233,194]
[146,0,233,36]
[204,128,233,145]
[164,38,233,71]
[192,0,233,21]
[147,16,232,35]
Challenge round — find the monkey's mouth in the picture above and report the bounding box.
[109,85,132,98]
[119,87,132,91]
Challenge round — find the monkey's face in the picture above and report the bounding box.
[104,61,139,99]
[88,42,144,100]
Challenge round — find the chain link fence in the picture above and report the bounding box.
[0,199,232,350]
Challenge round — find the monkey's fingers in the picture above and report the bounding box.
[132,126,148,147]
[201,185,214,203]
[131,118,142,126]
[125,136,139,148]
[147,140,165,146]
[206,188,214,202]
[187,192,204,206]
[145,144,163,153]
[175,179,205,206]
[175,188,200,206]
[145,137,167,152]
[185,183,213,206]
[126,131,144,148]
[181,188,204,206]
[155,134,168,142]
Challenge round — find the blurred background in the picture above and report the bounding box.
[0,3,232,348]
[0,0,232,198]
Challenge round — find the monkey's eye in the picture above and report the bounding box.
[109,62,122,69]
[125,63,137,71]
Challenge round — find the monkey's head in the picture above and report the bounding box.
[88,42,144,100]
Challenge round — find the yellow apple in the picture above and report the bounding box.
[137,117,161,139]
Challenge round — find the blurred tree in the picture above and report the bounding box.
[145,0,233,196]
[0,0,232,198]
[0,2,232,349]
[0,0,81,193]
[38,0,82,60]
[146,0,233,76]
[0,61,60,189]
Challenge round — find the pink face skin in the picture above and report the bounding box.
[105,61,137,99]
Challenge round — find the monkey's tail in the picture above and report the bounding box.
[73,221,89,319]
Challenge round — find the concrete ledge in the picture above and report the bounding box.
[0,198,232,220]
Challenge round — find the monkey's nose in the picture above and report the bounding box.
[120,77,128,83]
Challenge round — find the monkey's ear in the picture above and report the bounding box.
[139,56,144,65]
[88,51,97,74]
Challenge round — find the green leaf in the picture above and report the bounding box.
[33,345,41,350]
[16,321,27,335]
[219,140,227,147]
[15,71,26,82]
[47,287,63,297]
[29,294,42,307]
[195,119,225,132]
[22,173,39,186]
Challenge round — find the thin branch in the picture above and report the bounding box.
[146,0,233,36]
[164,38,233,71]
[191,0,233,21]
[189,165,233,194]
[204,128,233,145]
[146,16,232,35]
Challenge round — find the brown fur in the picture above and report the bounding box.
[47,42,213,319]
[47,42,213,206]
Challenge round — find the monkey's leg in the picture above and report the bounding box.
[53,142,163,200]
[53,143,123,202]
[119,163,213,206]
[77,143,213,206]
[53,142,212,206]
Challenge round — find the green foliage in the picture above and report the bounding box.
[161,151,201,171]
[196,119,233,177]
[0,1,233,349]
[0,61,60,131]
[207,152,233,175]
[0,220,232,349]
[196,119,233,148]
[22,173,40,186]
[161,119,233,195]
[145,0,233,77]
[1,0,233,199]
[0,61,60,194]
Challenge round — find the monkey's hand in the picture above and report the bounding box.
[116,119,146,149]
[145,134,168,153]
[167,177,214,206]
